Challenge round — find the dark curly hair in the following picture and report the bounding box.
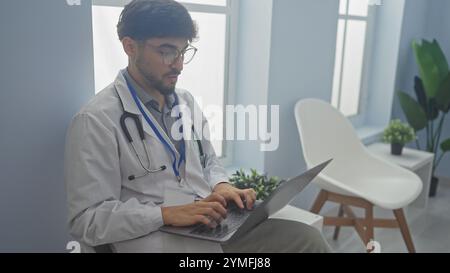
[117,0,198,42]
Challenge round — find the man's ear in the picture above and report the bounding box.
[121,37,137,57]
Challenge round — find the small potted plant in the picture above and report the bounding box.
[382,119,416,155]
[229,169,281,201]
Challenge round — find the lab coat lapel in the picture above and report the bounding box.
[177,94,212,198]
[177,94,193,165]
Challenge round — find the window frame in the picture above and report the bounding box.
[91,0,239,166]
[332,0,378,126]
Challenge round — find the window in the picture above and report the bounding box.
[92,0,238,160]
[331,0,376,118]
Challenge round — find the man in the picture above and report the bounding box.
[65,0,331,253]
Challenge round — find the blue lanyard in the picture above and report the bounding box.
[124,76,185,181]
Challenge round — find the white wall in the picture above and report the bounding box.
[233,0,273,172]
[233,0,340,209]
[264,0,339,209]
[365,0,405,127]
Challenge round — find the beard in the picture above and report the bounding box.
[136,60,177,96]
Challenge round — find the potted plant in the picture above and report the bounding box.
[382,119,416,155]
[229,169,281,201]
[398,39,450,197]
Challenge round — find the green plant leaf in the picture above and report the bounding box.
[430,39,449,80]
[436,72,450,113]
[428,98,440,120]
[398,91,428,131]
[229,168,281,201]
[383,119,416,145]
[414,77,428,112]
[441,138,450,152]
[413,40,442,98]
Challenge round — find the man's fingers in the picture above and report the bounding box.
[211,202,227,218]
[244,192,254,209]
[232,192,245,209]
[211,193,227,207]
[238,189,256,209]
[199,207,222,223]
[203,193,227,207]
[194,215,214,227]
[251,189,257,200]
[199,201,227,218]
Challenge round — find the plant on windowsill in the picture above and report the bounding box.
[382,119,416,156]
[398,39,450,197]
[229,169,281,201]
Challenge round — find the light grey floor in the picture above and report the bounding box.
[322,180,450,253]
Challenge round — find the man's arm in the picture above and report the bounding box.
[65,112,164,246]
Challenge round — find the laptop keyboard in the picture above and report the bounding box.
[190,202,253,238]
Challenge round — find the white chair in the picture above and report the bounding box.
[294,99,422,253]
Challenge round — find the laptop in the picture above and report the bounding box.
[159,159,332,243]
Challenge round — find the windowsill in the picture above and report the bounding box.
[225,165,257,178]
[225,165,240,178]
[355,125,385,145]
[225,165,268,180]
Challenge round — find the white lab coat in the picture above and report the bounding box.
[64,72,228,252]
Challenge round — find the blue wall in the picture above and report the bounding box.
[0,0,94,252]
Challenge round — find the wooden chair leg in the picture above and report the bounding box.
[333,204,344,240]
[311,191,416,253]
[310,190,328,214]
[365,205,374,253]
[393,209,416,253]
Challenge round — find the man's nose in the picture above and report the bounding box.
[171,56,184,71]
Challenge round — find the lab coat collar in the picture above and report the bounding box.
[114,71,141,116]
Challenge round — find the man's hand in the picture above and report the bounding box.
[213,182,257,210]
[161,193,227,228]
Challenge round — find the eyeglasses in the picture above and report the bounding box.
[145,43,198,65]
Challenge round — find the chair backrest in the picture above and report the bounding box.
[294,99,367,167]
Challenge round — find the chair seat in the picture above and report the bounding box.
[314,171,422,210]
[308,148,423,210]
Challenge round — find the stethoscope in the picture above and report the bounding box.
[119,110,167,181]
[117,74,205,182]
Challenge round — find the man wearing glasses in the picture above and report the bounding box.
[64,0,330,253]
